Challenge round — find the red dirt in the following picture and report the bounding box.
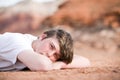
[0,0,120,79]
[0,45,120,80]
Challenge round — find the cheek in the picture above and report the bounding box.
[49,56,56,62]
[39,42,49,51]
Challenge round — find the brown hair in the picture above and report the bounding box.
[43,29,73,64]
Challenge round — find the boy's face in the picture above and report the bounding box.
[34,35,60,62]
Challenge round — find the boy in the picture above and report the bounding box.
[0,29,90,71]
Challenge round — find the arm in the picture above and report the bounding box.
[62,54,91,68]
[18,50,90,71]
[18,50,53,71]
[52,54,91,69]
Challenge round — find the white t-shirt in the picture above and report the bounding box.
[0,32,37,71]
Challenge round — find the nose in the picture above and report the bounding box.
[47,50,55,57]
[46,50,57,62]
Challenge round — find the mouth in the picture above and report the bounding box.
[39,52,47,57]
[39,52,43,55]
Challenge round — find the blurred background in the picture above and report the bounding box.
[0,0,120,67]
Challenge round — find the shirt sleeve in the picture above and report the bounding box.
[0,33,33,65]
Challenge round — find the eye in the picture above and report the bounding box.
[50,43,54,50]
[50,42,55,50]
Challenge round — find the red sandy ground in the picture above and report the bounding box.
[0,45,120,80]
[0,0,120,79]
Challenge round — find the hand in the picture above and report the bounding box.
[52,61,66,70]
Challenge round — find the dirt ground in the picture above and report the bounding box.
[0,28,120,80]
[0,47,120,80]
[0,0,120,80]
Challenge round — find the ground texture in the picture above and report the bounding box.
[0,35,120,80]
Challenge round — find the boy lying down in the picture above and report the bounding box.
[0,29,90,71]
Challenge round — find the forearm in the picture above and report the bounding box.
[62,55,91,68]
[30,54,90,70]
[52,61,67,70]
[18,50,54,71]
[34,55,91,70]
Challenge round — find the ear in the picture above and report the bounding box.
[39,33,47,40]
